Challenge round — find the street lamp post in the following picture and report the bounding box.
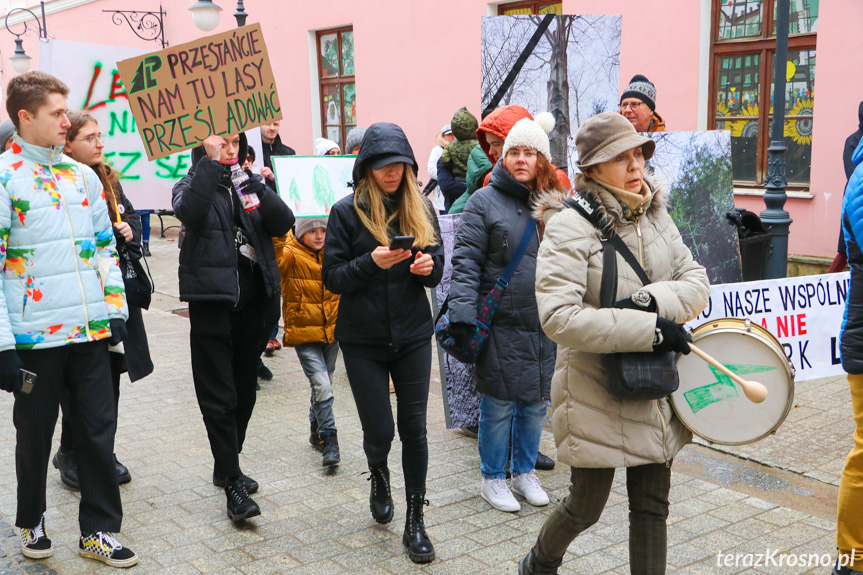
[190,2,248,32]
[3,0,48,74]
[760,0,793,279]
[103,5,168,49]
[234,1,247,27]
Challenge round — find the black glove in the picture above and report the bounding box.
[0,349,23,393]
[449,322,473,348]
[613,293,657,313]
[653,317,692,355]
[108,319,127,346]
[239,176,266,198]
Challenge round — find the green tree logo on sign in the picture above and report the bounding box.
[129,55,162,94]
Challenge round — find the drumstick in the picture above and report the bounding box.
[687,343,769,403]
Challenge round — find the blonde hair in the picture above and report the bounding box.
[353,166,439,248]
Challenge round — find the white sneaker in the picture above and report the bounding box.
[480,478,521,512]
[511,471,549,506]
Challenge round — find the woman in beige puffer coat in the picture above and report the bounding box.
[519,112,710,575]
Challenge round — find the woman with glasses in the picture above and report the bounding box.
[447,116,563,514]
[52,112,154,489]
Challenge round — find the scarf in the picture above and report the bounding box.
[593,177,652,222]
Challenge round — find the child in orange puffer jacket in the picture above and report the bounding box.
[278,217,340,467]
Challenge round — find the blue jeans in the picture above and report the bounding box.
[478,395,546,479]
[295,342,339,433]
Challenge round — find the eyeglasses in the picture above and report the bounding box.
[77,133,106,145]
[619,101,645,111]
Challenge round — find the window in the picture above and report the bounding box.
[497,1,562,16]
[710,0,817,187]
[316,27,356,151]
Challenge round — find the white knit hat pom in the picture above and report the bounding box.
[534,112,556,135]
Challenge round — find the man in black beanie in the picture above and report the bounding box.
[619,74,666,133]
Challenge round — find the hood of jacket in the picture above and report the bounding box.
[477,105,532,162]
[189,132,249,170]
[533,173,664,231]
[351,122,417,187]
[451,107,479,141]
[854,136,863,168]
[465,144,493,195]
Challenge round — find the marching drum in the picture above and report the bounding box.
[672,318,795,445]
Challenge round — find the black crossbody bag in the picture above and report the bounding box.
[564,193,679,400]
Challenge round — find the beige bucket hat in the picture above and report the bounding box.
[575,112,655,171]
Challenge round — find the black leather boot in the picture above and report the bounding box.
[403,492,434,563]
[52,447,79,490]
[367,465,393,524]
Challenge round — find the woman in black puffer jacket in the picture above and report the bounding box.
[322,122,443,564]
[448,117,560,514]
[172,132,294,523]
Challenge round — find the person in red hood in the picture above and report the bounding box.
[448,106,571,215]
[446,106,560,474]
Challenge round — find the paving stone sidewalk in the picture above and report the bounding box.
[0,227,850,574]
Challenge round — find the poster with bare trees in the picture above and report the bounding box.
[432,214,482,430]
[647,130,743,285]
[481,15,621,175]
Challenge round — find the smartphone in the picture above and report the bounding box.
[20,369,36,395]
[389,236,415,251]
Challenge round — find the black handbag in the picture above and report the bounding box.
[564,194,679,401]
[119,243,154,310]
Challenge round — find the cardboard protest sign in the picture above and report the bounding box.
[271,156,356,218]
[39,39,190,210]
[117,23,282,161]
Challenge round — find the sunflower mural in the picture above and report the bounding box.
[784,98,814,145]
[716,101,760,138]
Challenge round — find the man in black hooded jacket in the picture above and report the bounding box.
[173,132,294,523]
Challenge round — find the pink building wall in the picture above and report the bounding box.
[0,0,856,258]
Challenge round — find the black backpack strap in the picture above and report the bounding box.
[599,238,618,308]
[606,234,650,286]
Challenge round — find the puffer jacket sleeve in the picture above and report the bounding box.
[535,208,655,353]
[321,200,381,294]
[640,211,710,324]
[256,182,295,237]
[84,165,128,322]
[448,191,490,325]
[0,182,14,351]
[173,157,224,229]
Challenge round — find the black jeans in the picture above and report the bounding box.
[341,341,431,494]
[189,290,266,480]
[14,341,122,532]
[60,352,123,450]
[530,463,672,574]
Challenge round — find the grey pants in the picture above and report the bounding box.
[530,463,671,574]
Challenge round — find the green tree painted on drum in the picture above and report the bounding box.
[312,164,335,213]
[287,178,301,212]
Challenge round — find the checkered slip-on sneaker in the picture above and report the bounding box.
[79,531,139,568]
[20,515,52,559]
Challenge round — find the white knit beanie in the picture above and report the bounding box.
[501,112,555,162]
[295,217,328,240]
[314,138,340,156]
